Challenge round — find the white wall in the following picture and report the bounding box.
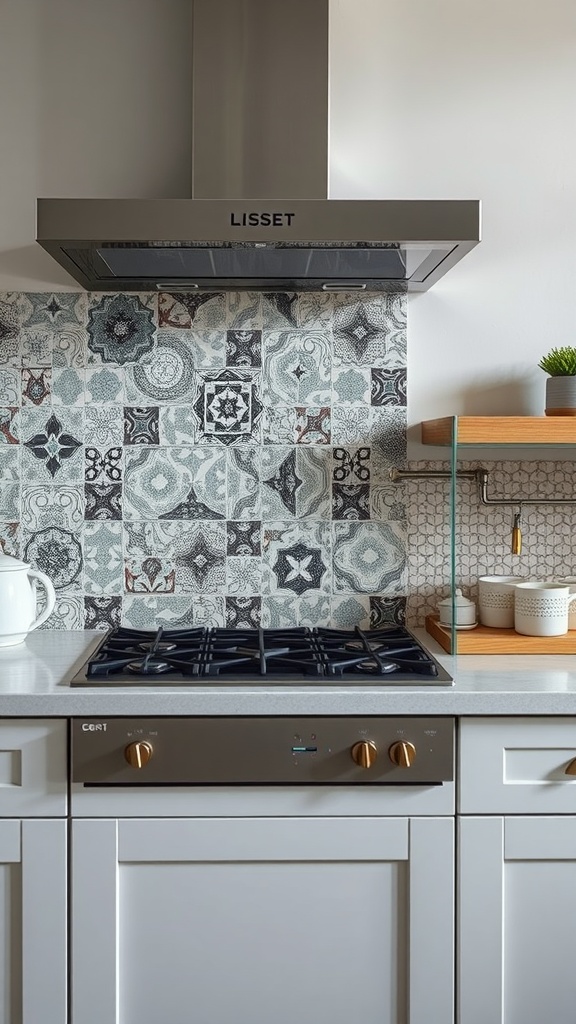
[2,0,576,450]
[329,0,576,452]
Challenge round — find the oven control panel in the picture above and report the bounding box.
[71,717,454,785]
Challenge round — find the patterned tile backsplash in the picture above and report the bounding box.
[2,289,573,632]
[0,290,411,631]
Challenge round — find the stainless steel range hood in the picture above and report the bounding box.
[36,0,481,293]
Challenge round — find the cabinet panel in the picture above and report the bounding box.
[0,720,67,817]
[459,717,576,814]
[72,816,454,1024]
[0,820,67,1024]
[459,815,576,1024]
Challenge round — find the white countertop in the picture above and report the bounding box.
[1,629,576,716]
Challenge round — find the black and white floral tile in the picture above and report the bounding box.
[0,290,410,631]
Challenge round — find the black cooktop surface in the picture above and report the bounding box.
[70,626,453,686]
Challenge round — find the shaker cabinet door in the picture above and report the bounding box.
[72,816,454,1024]
[0,819,67,1024]
[459,815,576,1024]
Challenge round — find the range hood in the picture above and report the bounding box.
[36,0,481,293]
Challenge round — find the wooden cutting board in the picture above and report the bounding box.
[425,615,576,654]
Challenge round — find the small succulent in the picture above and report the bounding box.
[538,346,576,376]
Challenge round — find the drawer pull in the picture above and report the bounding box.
[565,758,576,776]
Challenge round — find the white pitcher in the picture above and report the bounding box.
[0,552,56,647]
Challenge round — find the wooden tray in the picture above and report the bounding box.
[425,615,576,654]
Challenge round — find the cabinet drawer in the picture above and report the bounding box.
[0,719,67,816]
[459,717,576,814]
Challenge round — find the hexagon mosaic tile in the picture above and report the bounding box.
[2,288,574,632]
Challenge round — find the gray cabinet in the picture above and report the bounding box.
[0,721,67,1024]
[71,815,454,1024]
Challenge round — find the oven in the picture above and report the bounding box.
[68,626,455,1024]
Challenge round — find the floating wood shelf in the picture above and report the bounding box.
[426,615,576,654]
[421,416,576,447]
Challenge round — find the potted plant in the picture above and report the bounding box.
[539,346,576,415]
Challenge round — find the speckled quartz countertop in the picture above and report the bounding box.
[1,629,576,716]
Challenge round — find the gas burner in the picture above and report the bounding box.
[136,641,178,654]
[72,625,453,686]
[126,659,172,675]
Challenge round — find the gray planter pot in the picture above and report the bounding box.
[545,375,576,415]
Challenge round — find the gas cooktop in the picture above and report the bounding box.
[70,626,453,687]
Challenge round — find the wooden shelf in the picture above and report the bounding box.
[421,416,576,447]
[426,615,576,654]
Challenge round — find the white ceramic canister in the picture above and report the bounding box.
[558,577,576,629]
[437,589,477,627]
[514,581,576,637]
[478,576,527,628]
[0,552,56,647]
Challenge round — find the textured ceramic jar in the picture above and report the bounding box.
[478,576,527,628]
[545,376,576,415]
[514,582,576,636]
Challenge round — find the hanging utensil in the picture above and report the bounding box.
[511,506,522,555]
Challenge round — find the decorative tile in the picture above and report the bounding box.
[262,293,298,329]
[21,367,51,406]
[262,331,331,405]
[20,327,52,366]
[261,447,330,519]
[125,331,196,403]
[333,293,406,368]
[262,522,331,595]
[159,407,197,445]
[226,292,262,330]
[21,409,83,481]
[124,407,160,445]
[226,555,262,595]
[21,486,83,531]
[85,447,122,484]
[332,447,370,483]
[41,596,84,630]
[18,292,87,329]
[124,447,226,520]
[262,407,295,445]
[0,294,21,362]
[226,520,261,556]
[0,480,19,519]
[260,594,298,628]
[87,293,156,364]
[226,449,260,519]
[295,407,331,444]
[192,368,262,445]
[52,367,84,406]
[297,592,331,626]
[86,368,124,404]
[0,408,19,444]
[332,483,370,520]
[84,596,122,630]
[158,292,225,330]
[297,293,333,329]
[370,596,407,628]
[332,367,371,405]
[0,367,20,404]
[333,522,406,594]
[0,522,21,558]
[0,447,20,482]
[370,408,407,469]
[122,594,226,629]
[84,522,123,594]
[23,526,83,590]
[53,326,87,368]
[85,405,124,446]
[225,596,261,628]
[371,368,407,407]
[331,407,371,447]
[226,329,262,367]
[371,485,406,523]
[331,595,371,629]
[85,483,122,521]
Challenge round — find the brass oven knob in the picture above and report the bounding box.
[125,740,153,769]
[388,740,416,768]
[351,740,378,768]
